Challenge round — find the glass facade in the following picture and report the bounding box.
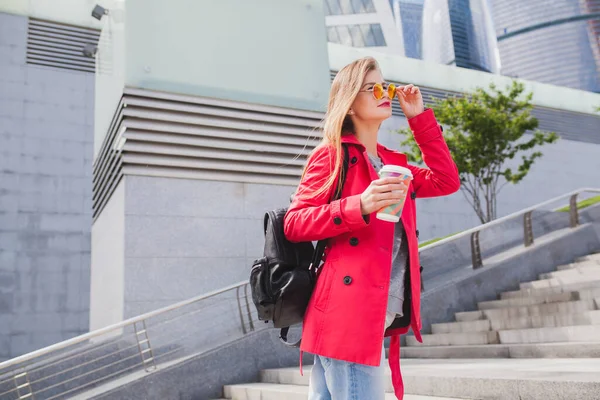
[325,0,376,15]
[422,0,499,73]
[327,24,386,47]
[391,0,425,59]
[491,0,600,92]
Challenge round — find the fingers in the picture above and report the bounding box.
[397,84,420,96]
[371,183,407,194]
[373,176,405,186]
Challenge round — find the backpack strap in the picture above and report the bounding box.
[310,144,350,269]
[279,143,350,348]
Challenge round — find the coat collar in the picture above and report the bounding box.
[341,133,408,166]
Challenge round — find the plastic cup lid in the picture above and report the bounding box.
[379,165,412,176]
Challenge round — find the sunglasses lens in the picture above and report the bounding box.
[388,84,396,99]
[372,84,383,100]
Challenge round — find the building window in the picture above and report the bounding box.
[327,24,387,47]
[325,0,376,15]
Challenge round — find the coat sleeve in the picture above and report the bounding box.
[406,108,461,198]
[284,145,369,243]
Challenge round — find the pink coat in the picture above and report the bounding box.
[284,109,460,398]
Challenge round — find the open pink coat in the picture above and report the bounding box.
[284,109,460,398]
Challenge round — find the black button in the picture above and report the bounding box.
[411,191,416,200]
[416,229,420,238]
[343,276,352,285]
[350,156,358,164]
[333,216,342,225]
[349,237,359,246]
[440,125,444,132]
[420,265,424,273]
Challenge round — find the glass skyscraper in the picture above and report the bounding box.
[324,0,403,53]
[491,0,600,92]
[391,0,425,59]
[421,0,500,73]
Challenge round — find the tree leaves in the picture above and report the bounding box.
[397,80,558,223]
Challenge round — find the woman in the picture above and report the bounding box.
[284,57,460,399]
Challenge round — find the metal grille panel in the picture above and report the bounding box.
[92,89,324,219]
[27,18,100,73]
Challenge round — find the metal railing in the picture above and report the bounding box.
[419,188,600,270]
[1,188,599,399]
[0,281,262,400]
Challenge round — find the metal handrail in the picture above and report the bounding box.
[419,187,600,268]
[0,280,249,371]
[4,189,598,370]
[1,188,599,399]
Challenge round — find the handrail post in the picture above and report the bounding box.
[13,372,34,400]
[569,194,579,228]
[236,286,247,334]
[524,211,534,247]
[471,231,483,269]
[134,320,157,372]
[243,284,255,332]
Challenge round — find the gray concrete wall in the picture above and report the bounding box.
[0,12,94,359]
[120,176,294,318]
[89,181,124,331]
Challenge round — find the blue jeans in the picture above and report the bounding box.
[308,346,386,400]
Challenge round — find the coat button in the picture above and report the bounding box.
[343,276,352,285]
[350,156,358,164]
[440,125,444,132]
[333,216,342,225]
[411,191,417,200]
[416,229,420,238]
[349,237,359,246]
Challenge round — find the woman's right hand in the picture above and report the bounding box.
[360,177,408,215]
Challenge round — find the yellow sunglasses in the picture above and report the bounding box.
[360,82,396,100]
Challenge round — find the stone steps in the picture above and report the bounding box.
[480,288,600,310]
[539,266,600,280]
[556,260,600,270]
[520,273,597,290]
[577,253,600,263]
[222,382,461,400]
[432,319,491,334]
[227,359,600,400]
[455,299,596,322]
[409,323,600,347]
[500,280,600,299]
[220,253,600,400]
[477,291,576,310]
[407,331,499,347]
[401,341,600,359]
[499,324,600,344]
[433,310,600,333]
[490,309,600,330]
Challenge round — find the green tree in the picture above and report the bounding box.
[398,81,558,223]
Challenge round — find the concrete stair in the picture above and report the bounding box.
[222,383,461,400]
[220,252,600,400]
[408,253,600,354]
[500,279,600,299]
[221,359,600,400]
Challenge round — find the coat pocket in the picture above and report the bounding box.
[312,262,336,312]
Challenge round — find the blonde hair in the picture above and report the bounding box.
[299,56,380,199]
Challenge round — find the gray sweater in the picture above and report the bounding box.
[367,154,409,329]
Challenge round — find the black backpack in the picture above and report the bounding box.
[250,144,349,347]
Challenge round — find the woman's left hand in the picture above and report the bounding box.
[397,84,424,119]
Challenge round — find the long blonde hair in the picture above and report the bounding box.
[299,57,380,199]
